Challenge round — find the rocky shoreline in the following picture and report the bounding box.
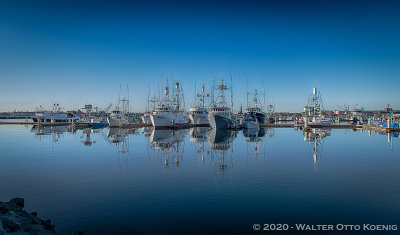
[0,198,82,235]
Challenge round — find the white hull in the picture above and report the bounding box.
[151,113,189,127]
[189,113,209,125]
[141,113,152,124]
[107,115,130,127]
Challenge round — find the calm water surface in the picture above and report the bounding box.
[0,124,399,234]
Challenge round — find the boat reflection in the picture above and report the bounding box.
[188,127,212,164]
[303,128,331,167]
[208,129,237,176]
[31,125,71,142]
[150,129,186,167]
[142,126,153,137]
[243,127,267,158]
[107,128,137,154]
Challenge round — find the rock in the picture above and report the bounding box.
[31,216,41,225]
[8,198,24,211]
[1,217,20,233]
[43,219,55,231]
[31,211,38,216]
[0,220,5,235]
[0,202,9,214]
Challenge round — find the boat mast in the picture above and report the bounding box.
[263,78,266,111]
[127,84,130,114]
[246,78,249,109]
[201,83,206,108]
[230,70,233,112]
[194,82,197,107]
[147,84,150,112]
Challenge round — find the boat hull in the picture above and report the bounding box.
[150,114,189,128]
[141,113,152,124]
[189,113,209,125]
[209,113,236,129]
[243,121,259,129]
[107,117,130,127]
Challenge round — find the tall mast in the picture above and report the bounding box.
[118,84,121,112]
[212,78,215,107]
[230,70,233,112]
[127,84,130,114]
[194,82,197,107]
[246,78,249,109]
[202,83,205,108]
[263,77,266,111]
[147,84,150,112]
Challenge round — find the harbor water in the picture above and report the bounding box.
[0,124,399,234]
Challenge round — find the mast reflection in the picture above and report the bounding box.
[208,129,237,177]
[303,128,331,167]
[150,129,186,168]
[243,127,267,159]
[188,127,211,165]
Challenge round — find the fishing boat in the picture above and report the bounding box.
[242,113,259,129]
[208,76,237,129]
[107,85,132,127]
[32,103,79,123]
[189,83,210,125]
[242,84,267,129]
[151,80,190,128]
[141,86,157,125]
[304,86,332,125]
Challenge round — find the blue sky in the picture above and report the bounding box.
[0,0,399,112]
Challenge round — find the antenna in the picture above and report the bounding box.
[194,82,197,107]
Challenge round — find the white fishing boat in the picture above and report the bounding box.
[151,80,190,128]
[107,85,132,127]
[108,111,130,127]
[189,83,210,125]
[32,103,79,123]
[304,86,332,125]
[142,86,157,125]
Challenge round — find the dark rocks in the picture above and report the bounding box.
[8,198,24,211]
[0,202,8,214]
[1,217,20,233]
[0,197,60,234]
[43,219,55,231]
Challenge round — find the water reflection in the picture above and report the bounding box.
[303,128,331,166]
[107,128,137,154]
[244,127,267,158]
[188,127,211,164]
[150,129,186,167]
[80,129,98,147]
[208,129,237,176]
[31,125,71,142]
[28,125,399,168]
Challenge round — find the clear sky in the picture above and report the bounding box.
[1,0,399,112]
